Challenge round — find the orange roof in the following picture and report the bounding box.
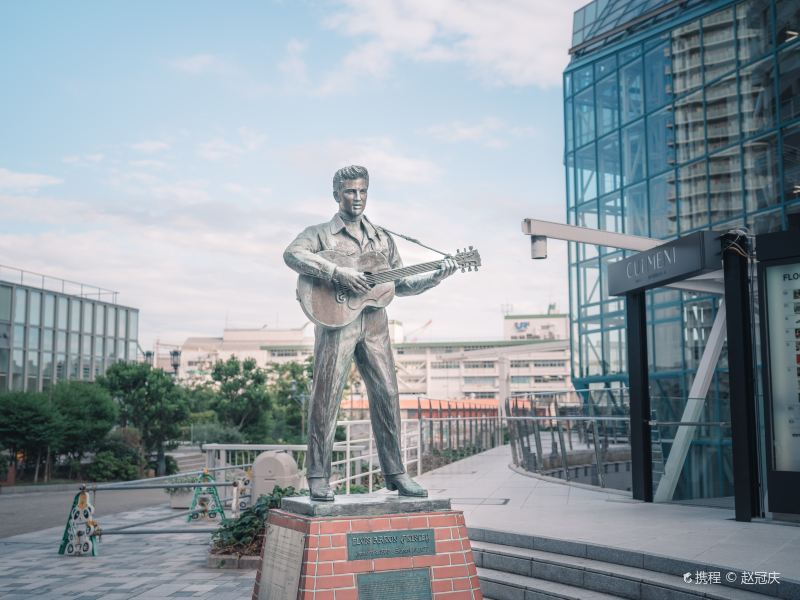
[340,397,497,410]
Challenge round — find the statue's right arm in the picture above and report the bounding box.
[283,226,337,281]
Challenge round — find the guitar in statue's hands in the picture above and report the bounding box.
[296,247,482,328]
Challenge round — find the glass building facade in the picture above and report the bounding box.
[564,0,800,501]
[0,281,139,393]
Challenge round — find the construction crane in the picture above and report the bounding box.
[406,319,432,343]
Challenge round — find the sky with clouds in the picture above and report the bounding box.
[0,0,586,348]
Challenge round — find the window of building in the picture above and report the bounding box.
[28,292,40,327]
[13,325,24,349]
[463,376,496,386]
[740,57,777,138]
[674,90,705,163]
[533,360,567,368]
[14,289,26,325]
[56,296,67,330]
[672,20,702,95]
[778,45,800,122]
[128,311,138,341]
[650,172,678,238]
[27,327,40,351]
[783,124,800,203]
[464,361,495,369]
[0,347,8,391]
[705,74,739,152]
[117,309,126,338]
[624,183,649,235]
[647,108,675,176]
[69,333,79,355]
[26,352,38,391]
[0,286,10,322]
[69,299,80,332]
[473,392,496,399]
[575,86,596,147]
[596,73,619,136]
[622,120,646,184]
[43,294,55,328]
[95,305,105,337]
[271,349,298,357]
[511,376,530,384]
[576,144,598,203]
[600,193,623,233]
[678,160,709,231]
[709,147,743,224]
[702,8,736,83]
[431,361,459,369]
[776,0,800,46]
[737,0,772,64]
[83,303,93,335]
[644,40,672,112]
[744,133,780,211]
[598,133,621,194]
[620,58,643,123]
[42,329,53,352]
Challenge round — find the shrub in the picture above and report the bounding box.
[191,423,245,445]
[86,451,139,481]
[211,485,304,556]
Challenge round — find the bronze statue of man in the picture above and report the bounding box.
[284,165,457,501]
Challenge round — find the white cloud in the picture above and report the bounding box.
[424,117,537,149]
[289,137,440,184]
[131,140,170,153]
[169,54,231,75]
[279,39,310,87]
[62,153,105,165]
[0,167,63,191]
[322,0,584,90]
[197,127,266,161]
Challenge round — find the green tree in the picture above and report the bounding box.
[99,362,190,476]
[0,392,62,482]
[263,358,312,443]
[51,381,117,461]
[210,356,270,437]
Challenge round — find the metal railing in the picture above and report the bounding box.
[0,263,119,302]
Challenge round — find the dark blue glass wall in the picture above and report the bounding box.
[564,0,800,501]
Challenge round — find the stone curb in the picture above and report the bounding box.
[207,552,261,569]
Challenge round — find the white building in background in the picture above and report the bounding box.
[175,313,573,404]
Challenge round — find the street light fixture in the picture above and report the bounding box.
[169,350,181,376]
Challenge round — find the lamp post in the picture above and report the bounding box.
[169,350,181,377]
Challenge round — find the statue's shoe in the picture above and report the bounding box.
[385,473,428,497]
[308,478,335,502]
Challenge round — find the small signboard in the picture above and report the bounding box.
[357,568,432,600]
[347,529,436,561]
[607,231,721,296]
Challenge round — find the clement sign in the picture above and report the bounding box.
[607,231,722,296]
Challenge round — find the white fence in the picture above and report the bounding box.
[202,418,422,494]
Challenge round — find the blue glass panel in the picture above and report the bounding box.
[737,0,772,64]
[644,41,671,111]
[678,160,709,231]
[624,182,649,235]
[744,134,780,212]
[598,133,621,194]
[649,172,677,238]
[566,152,576,208]
[705,74,739,152]
[575,87,596,146]
[620,59,643,123]
[647,108,675,176]
[672,19,702,95]
[778,45,800,122]
[740,57,777,138]
[674,90,705,163]
[702,8,736,83]
[576,144,598,203]
[565,72,573,97]
[595,54,617,78]
[619,44,641,65]
[782,124,800,204]
[600,192,623,232]
[776,0,800,46]
[596,73,619,136]
[708,147,743,224]
[575,65,593,92]
[622,120,646,184]
[566,98,574,152]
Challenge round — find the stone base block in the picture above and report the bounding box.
[252,494,482,600]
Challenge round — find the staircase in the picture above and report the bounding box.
[470,528,792,600]
[170,450,207,474]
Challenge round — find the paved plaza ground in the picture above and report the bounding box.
[0,445,797,598]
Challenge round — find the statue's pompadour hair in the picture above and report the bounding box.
[333,165,369,194]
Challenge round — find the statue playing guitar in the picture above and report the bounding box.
[284,165,480,501]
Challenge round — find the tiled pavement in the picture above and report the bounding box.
[0,505,256,599]
[2,445,798,598]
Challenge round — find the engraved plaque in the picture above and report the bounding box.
[347,528,435,561]
[358,568,432,600]
[258,523,305,600]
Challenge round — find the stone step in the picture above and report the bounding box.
[473,541,778,600]
[172,454,207,473]
[479,566,627,600]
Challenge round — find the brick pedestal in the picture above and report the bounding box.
[252,496,482,600]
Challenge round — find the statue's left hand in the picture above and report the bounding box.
[433,257,459,281]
